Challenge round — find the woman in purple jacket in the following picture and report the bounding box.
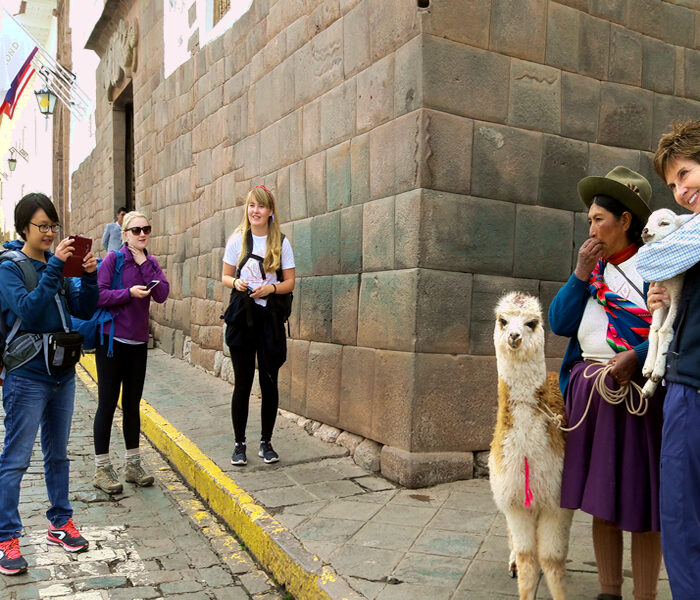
[91,211,169,494]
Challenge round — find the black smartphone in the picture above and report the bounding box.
[145,280,160,291]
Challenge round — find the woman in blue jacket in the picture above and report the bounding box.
[0,193,98,575]
[548,168,664,600]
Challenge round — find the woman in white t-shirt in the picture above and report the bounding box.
[221,185,295,466]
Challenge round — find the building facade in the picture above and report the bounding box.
[71,0,700,486]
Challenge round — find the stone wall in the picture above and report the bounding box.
[72,0,700,486]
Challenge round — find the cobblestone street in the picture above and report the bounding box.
[0,373,287,600]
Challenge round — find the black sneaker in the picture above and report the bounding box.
[259,440,279,464]
[231,442,247,466]
[47,518,89,553]
[0,538,28,576]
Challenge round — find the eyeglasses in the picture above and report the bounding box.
[125,226,152,235]
[30,222,61,233]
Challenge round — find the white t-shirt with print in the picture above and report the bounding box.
[223,231,295,307]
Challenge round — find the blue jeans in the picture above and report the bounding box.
[660,382,700,600]
[0,373,75,541]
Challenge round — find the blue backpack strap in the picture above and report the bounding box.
[101,250,125,357]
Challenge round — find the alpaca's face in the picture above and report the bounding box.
[493,293,544,359]
[642,208,684,244]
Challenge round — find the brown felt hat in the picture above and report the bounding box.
[578,166,652,222]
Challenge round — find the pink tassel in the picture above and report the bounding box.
[523,456,534,508]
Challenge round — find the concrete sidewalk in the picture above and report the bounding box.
[80,349,671,600]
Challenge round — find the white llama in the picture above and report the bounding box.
[489,292,573,600]
[640,208,693,399]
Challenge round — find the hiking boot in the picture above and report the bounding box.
[92,465,123,494]
[231,442,247,466]
[47,518,89,553]
[259,440,279,464]
[0,538,28,575]
[596,595,622,600]
[124,459,154,487]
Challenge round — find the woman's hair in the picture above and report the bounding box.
[236,186,281,274]
[15,193,59,240]
[654,120,700,180]
[591,194,644,246]
[121,211,150,240]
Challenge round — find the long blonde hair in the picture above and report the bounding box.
[236,186,281,273]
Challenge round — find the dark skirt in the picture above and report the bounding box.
[560,361,664,532]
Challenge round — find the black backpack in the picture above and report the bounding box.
[0,249,38,375]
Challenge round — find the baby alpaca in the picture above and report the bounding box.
[641,209,693,399]
[489,292,572,600]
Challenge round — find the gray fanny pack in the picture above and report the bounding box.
[3,331,43,372]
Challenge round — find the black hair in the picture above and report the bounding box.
[591,194,644,245]
[116,206,127,215]
[15,193,59,241]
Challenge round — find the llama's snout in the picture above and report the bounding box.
[507,331,522,349]
[642,227,654,243]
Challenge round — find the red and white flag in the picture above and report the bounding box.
[0,9,38,120]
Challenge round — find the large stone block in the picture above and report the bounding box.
[422,0,490,49]
[369,110,422,200]
[538,135,589,211]
[539,280,571,359]
[423,109,473,195]
[561,72,600,143]
[326,141,352,212]
[357,53,394,134]
[339,346,375,438]
[311,212,341,275]
[579,14,610,81]
[422,35,509,124]
[662,2,695,48]
[289,160,307,221]
[413,354,498,452]
[368,0,419,62]
[651,95,700,166]
[279,110,302,168]
[293,20,343,106]
[470,275,539,355]
[514,204,574,281]
[289,339,310,416]
[357,269,417,351]
[642,37,675,95]
[420,190,515,275]
[302,99,321,156]
[394,189,421,270]
[572,211,588,271]
[299,275,333,341]
[489,0,546,62]
[370,349,415,448]
[275,166,291,224]
[363,196,395,272]
[609,26,642,87]
[588,143,641,176]
[320,79,356,147]
[350,133,370,205]
[332,274,360,345]
[508,59,561,134]
[471,122,543,205]
[381,446,474,488]
[588,0,625,23]
[306,342,342,426]
[416,269,472,354]
[305,151,327,217]
[343,1,370,77]
[598,83,654,151]
[545,2,579,72]
[394,34,422,119]
[685,49,700,103]
[340,204,363,273]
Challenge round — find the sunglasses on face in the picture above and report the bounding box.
[125,226,152,235]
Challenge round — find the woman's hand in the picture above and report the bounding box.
[574,238,605,281]
[129,285,150,299]
[127,244,147,266]
[647,283,669,313]
[249,284,275,299]
[608,349,638,386]
[82,251,98,274]
[54,237,75,262]
[232,278,249,293]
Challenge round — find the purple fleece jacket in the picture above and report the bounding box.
[97,246,169,342]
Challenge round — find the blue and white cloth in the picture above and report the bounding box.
[637,213,700,282]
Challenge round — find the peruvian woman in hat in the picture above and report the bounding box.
[548,167,664,600]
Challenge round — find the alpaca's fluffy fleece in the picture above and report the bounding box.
[489,292,573,600]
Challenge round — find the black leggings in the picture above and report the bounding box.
[229,336,279,444]
[93,340,148,455]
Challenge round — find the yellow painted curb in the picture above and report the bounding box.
[78,355,364,600]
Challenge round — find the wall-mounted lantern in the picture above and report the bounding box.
[34,86,58,118]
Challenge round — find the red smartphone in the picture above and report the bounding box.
[62,235,92,277]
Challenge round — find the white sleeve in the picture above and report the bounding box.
[281,237,295,270]
[223,232,242,266]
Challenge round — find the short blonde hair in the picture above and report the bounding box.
[654,120,700,181]
[121,211,150,240]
